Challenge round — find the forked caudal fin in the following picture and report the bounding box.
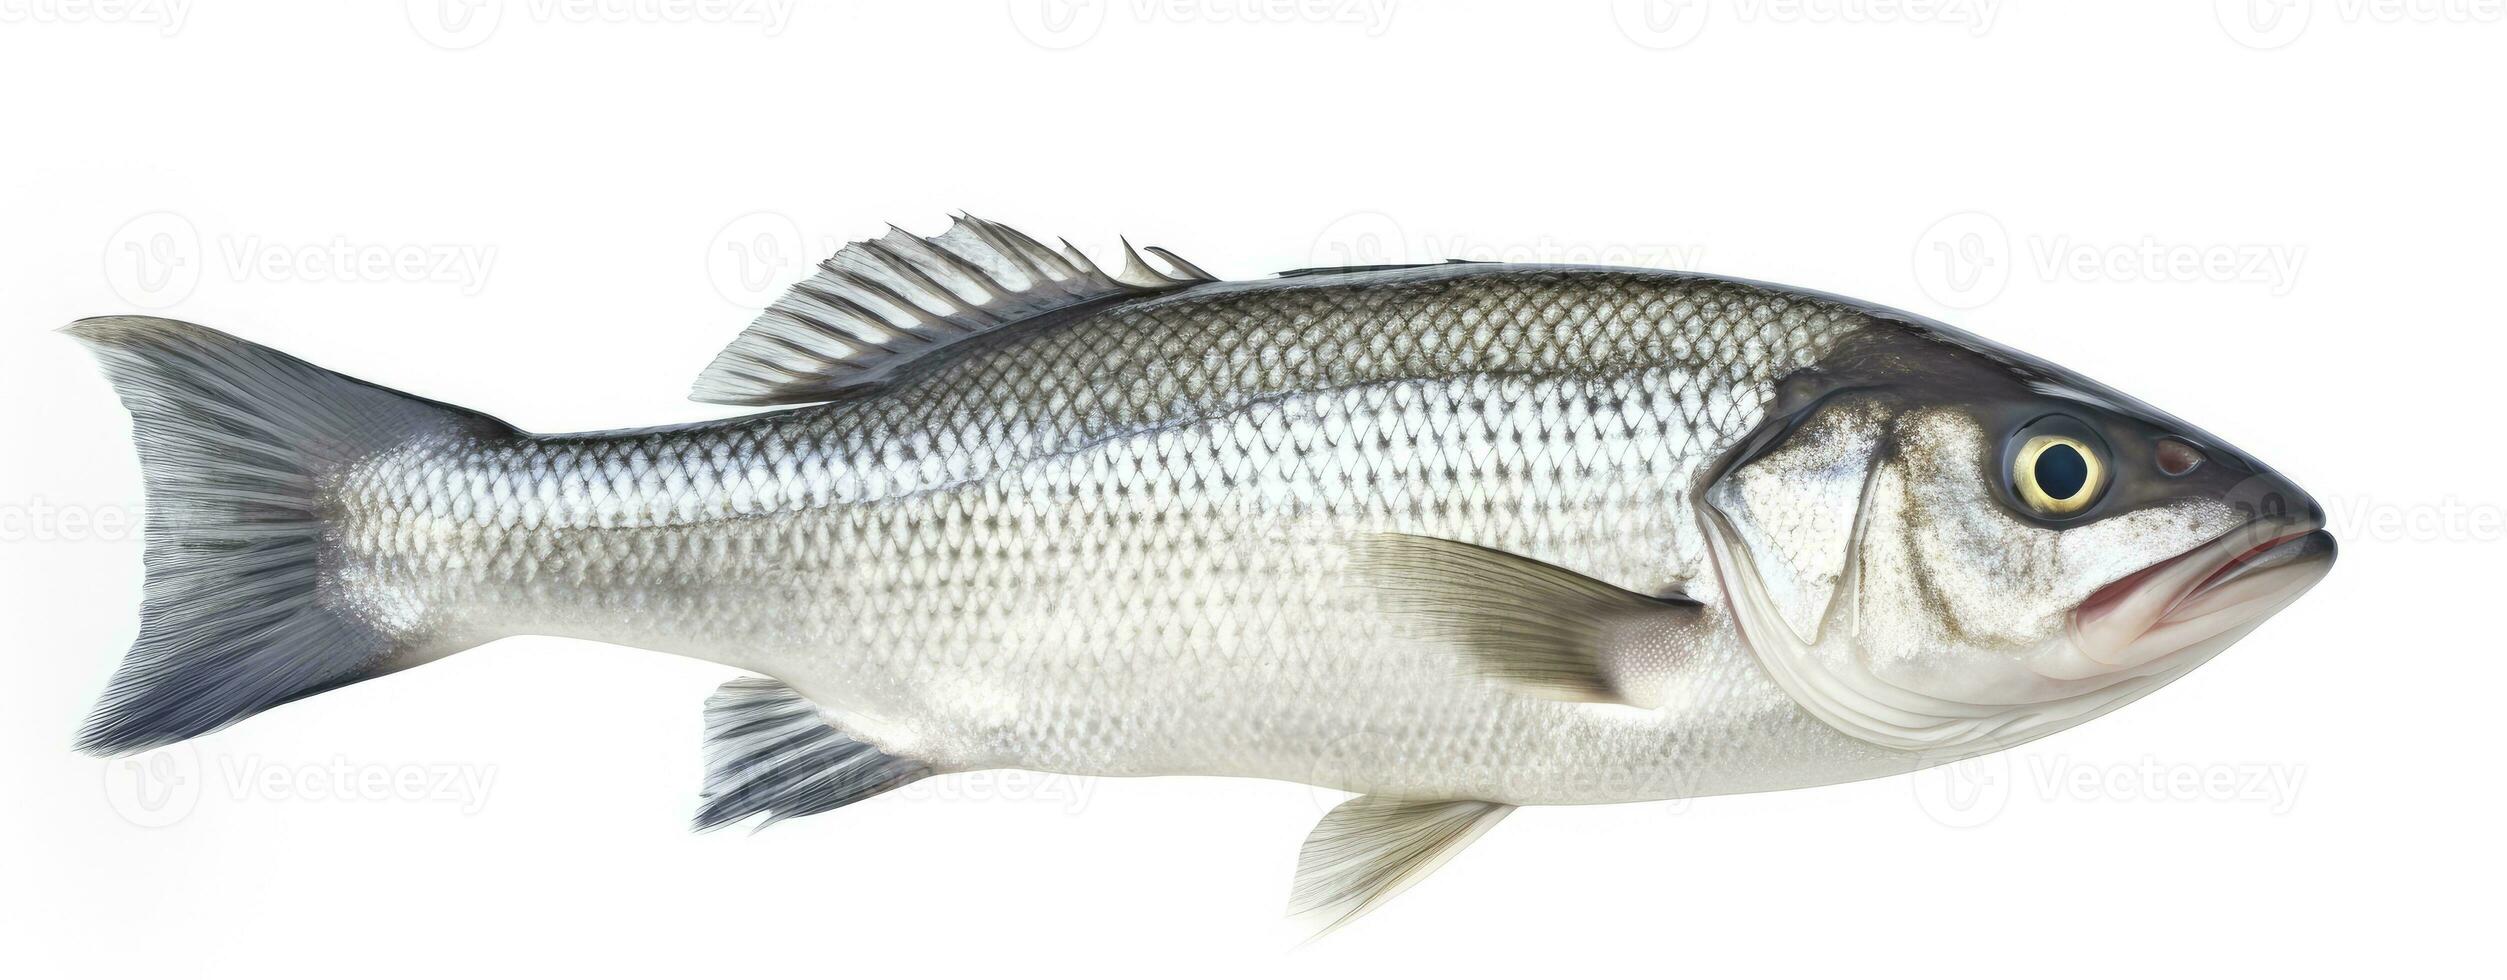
[65,316,513,756]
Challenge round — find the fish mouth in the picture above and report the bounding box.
[2071,520,2337,671]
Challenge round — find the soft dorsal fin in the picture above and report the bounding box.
[691,214,1218,406]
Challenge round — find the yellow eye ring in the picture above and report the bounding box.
[2013,434,2106,516]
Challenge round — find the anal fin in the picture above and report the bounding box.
[1291,795,1516,937]
[695,677,932,832]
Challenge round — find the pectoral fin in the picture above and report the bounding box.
[1353,533,1702,708]
[1291,795,1516,936]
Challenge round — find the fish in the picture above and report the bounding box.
[66,214,2334,933]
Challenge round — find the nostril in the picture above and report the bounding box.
[2156,438,2205,476]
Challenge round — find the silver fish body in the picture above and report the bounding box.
[67,217,2334,928]
[332,265,1899,805]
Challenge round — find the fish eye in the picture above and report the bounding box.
[2008,420,2109,518]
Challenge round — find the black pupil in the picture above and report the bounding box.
[2034,444,2090,501]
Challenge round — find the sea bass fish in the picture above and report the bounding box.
[68,215,2333,930]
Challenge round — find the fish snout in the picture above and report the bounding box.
[2071,459,2335,671]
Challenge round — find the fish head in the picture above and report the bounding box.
[1701,320,2333,753]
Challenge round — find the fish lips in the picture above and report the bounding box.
[2071,520,2337,672]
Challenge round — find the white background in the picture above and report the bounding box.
[2,2,2498,976]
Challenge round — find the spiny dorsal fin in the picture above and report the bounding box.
[694,677,933,832]
[691,214,1218,406]
[1290,795,1515,938]
[1353,533,1702,709]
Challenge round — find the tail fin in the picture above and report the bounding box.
[65,316,512,756]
